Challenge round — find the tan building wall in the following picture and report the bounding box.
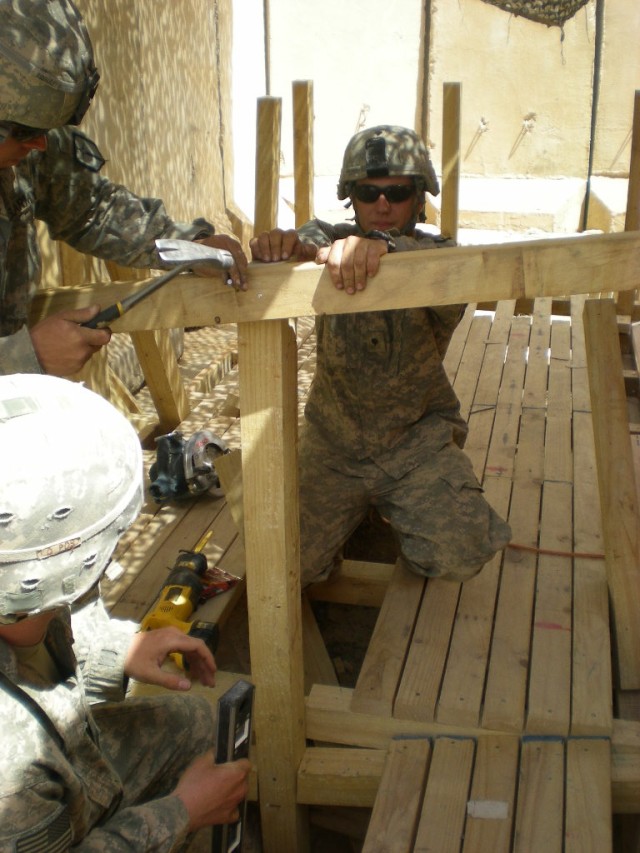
[38,0,640,283]
[252,0,640,233]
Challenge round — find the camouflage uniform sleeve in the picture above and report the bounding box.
[0,324,43,373]
[70,797,191,852]
[69,597,137,704]
[28,127,214,268]
[2,795,190,853]
[297,218,358,249]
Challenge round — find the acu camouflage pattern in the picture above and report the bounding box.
[0,125,214,374]
[0,598,215,851]
[296,218,512,586]
[0,0,97,129]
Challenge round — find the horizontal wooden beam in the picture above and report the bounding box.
[296,720,640,815]
[30,231,640,331]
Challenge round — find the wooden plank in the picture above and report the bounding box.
[441,81,461,243]
[351,562,425,717]
[414,737,475,853]
[30,231,640,330]
[570,298,612,736]
[297,747,385,807]
[306,684,500,749]
[452,312,492,421]
[292,80,314,228]
[130,329,191,431]
[443,303,476,386]
[463,301,510,476]
[522,298,552,409]
[611,718,640,814]
[435,480,506,728]
[301,596,339,692]
[254,97,281,234]
[362,739,431,853]
[544,318,572,483]
[468,310,529,483]
[214,448,244,538]
[436,309,524,728]
[239,318,308,851]
[617,89,640,315]
[513,738,565,853]
[481,411,544,732]
[565,738,612,852]
[305,559,393,607]
[584,299,640,688]
[527,315,573,734]
[394,578,461,722]
[526,481,573,735]
[463,735,519,853]
[482,301,549,732]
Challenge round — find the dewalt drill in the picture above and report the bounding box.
[140,532,219,666]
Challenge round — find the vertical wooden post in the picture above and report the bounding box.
[238,319,308,851]
[254,97,282,234]
[583,298,640,689]
[293,80,314,227]
[440,82,461,243]
[241,95,310,851]
[617,90,640,315]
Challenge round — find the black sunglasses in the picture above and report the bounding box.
[352,183,416,204]
[0,122,48,144]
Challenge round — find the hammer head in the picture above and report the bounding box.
[155,238,234,270]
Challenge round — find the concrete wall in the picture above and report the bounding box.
[231,0,639,234]
[37,0,640,279]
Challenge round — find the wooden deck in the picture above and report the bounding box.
[101,294,636,850]
[326,296,612,740]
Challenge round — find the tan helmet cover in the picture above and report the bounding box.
[337,125,439,200]
[0,375,142,623]
[0,0,99,129]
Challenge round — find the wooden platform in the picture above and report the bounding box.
[361,734,611,853]
[307,296,612,745]
[103,296,636,851]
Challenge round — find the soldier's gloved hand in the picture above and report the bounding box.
[31,306,111,376]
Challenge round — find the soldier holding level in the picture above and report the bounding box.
[251,125,511,587]
[0,374,250,850]
[0,0,247,378]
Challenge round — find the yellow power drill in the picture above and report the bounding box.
[140,532,219,666]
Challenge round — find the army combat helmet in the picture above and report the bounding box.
[0,375,142,624]
[0,0,99,140]
[337,125,440,201]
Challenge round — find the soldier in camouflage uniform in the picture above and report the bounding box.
[0,0,247,378]
[251,125,512,587]
[0,374,250,851]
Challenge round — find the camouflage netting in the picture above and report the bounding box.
[481,0,590,27]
